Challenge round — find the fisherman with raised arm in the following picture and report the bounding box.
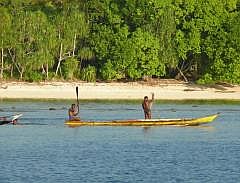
[142,93,154,119]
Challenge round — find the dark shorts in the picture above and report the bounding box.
[144,110,151,114]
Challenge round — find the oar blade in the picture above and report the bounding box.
[76,86,78,97]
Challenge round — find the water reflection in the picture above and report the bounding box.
[0,101,239,183]
[142,127,151,133]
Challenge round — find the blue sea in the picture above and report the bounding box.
[0,101,239,183]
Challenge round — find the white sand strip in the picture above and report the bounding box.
[0,81,240,100]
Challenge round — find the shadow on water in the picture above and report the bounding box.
[179,125,216,132]
[64,124,215,132]
[141,125,215,134]
[15,123,49,126]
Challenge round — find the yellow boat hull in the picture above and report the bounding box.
[65,114,218,127]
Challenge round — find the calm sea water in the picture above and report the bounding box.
[0,101,239,183]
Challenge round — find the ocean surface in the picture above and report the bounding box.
[0,101,239,183]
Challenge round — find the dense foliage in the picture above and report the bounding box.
[0,0,240,83]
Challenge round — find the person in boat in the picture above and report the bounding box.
[12,119,17,125]
[142,93,154,119]
[68,103,80,121]
[0,116,17,125]
[0,116,6,121]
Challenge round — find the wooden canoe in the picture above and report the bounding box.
[0,114,23,125]
[65,114,219,127]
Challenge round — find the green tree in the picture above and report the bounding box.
[173,0,239,82]
[200,10,240,84]
[33,11,57,80]
[0,7,12,79]
[195,0,240,83]
[89,0,168,80]
[54,3,88,77]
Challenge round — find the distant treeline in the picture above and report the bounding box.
[0,0,240,83]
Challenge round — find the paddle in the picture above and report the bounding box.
[76,86,79,111]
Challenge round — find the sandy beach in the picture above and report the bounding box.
[0,80,240,100]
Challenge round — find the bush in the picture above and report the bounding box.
[196,73,215,84]
[100,61,119,80]
[63,58,79,80]
[24,71,43,82]
[80,66,96,82]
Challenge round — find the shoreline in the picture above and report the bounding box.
[1,81,240,101]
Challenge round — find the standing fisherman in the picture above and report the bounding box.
[142,93,154,119]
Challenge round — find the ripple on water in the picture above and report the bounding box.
[0,102,240,183]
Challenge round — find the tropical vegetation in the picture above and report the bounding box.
[0,0,240,84]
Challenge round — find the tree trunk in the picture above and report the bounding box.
[1,47,3,79]
[11,65,13,78]
[42,64,46,74]
[8,48,21,77]
[55,43,63,75]
[177,66,188,82]
[46,63,49,80]
[20,69,24,80]
[73,34,76,57]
